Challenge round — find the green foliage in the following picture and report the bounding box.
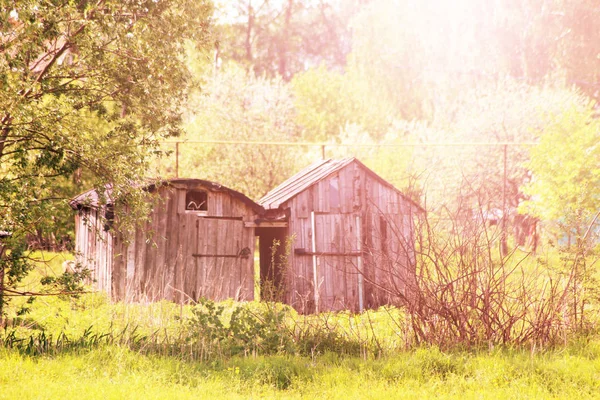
[0,0,213,309]
[39,264,91,299]
[171,65,309,199]
[186,299,295,358]
[290,65,392,141]
[521,101,600,239]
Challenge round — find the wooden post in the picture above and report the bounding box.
[311,211,319,313]
[356,215,364,312]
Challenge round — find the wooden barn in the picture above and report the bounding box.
[70,179,262,303]
[257,158,424,313]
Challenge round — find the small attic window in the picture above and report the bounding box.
[186,190,208,211]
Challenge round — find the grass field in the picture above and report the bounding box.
[1,252,600,399]
[2,342,600,399]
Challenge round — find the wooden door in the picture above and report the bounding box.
[312,213,363,312]
[184,217,254,301]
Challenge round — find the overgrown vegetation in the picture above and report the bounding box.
[0,250,598,398]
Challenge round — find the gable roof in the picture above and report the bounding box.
[259,157,425,213]
[70,179,264,214]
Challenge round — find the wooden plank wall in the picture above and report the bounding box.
[314,213,360,312]
[363,176,416,306]
[283,161,417,313]
[74,208,113,297]
[85,183,256,303]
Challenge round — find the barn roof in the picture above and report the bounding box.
[259,157,425,213]
[70,179,264,214]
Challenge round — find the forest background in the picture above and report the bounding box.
[2,0,600,254]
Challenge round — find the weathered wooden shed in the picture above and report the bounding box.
[70,179,262,303]
[257,158,424,313]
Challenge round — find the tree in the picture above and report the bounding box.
[171,65,308,200]
[290,64,393,141]
[212,0,354,80]
[0,0,212,315]
[520,101,600,242]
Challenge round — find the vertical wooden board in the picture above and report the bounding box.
[177,214,190,302]
[144,209,159,300]
[338,166,348,213]
[188,215,199,301]
[314,181,322,213]
[154,191,169,299]
[111,235,123,300]
[240,225,250,300]
[163,188,178,301]
[349,215,359,310]
[295,192,308,219]
[151,206,164,300]
[230,199,243,218]
[215,193,224,217]
[244,225,255,300]
[194,217,205,299]
[106,234,114,299]
[305,186,314,216]
[234,220,244,299]
[221,193,228,217]
[126,239,135,301]
[205,218,218,299]
[323,179,330,213]
[287,218,299,306]
[332,214,342,309]
[176,188,186,213]
[239,222,252,300]
[173,215,184,303]
[359,169,367,212]
[323,216,331,303]
[236,223,246,300]
[201,217,211,297]
[215,219,229,300]
[207,190,215,215]
[220,219,233,299]
[132,224,145,301]
[332,215,341,304]
[236,224,246,300]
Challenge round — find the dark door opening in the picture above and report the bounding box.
[256,227,287,302]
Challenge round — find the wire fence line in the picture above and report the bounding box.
[158,139,538,179]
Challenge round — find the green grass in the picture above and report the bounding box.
[1,345,600,399]
[2,251,600,399]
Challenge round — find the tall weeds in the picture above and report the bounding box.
[376,204,599,349]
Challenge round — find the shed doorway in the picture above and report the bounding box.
[255,227,287,301]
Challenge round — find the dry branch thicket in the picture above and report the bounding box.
[370,204,598,349]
